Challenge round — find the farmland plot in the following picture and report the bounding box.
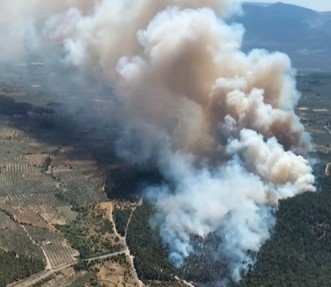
[0,139,54,165]
[0,126,24,140]
[23,153,50,167]
[10,206,48,228]
[0,140,26,164]
[0,210,45,261]
[53,167,107,206]
[25,225,79,269]
[0,88,122,284]
[0,171,59,203]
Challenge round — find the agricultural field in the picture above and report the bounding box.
[25,225,79,269]
[1,59,331,287]
[297,73,331,152]
[0,210,45,261]
[0,72,134,286]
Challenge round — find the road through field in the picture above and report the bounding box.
[12,200,144,287]
[9,250,127,287]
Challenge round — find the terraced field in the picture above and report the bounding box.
[25,226,78,269]
[0,97,118,285]
[53,167,107,206]
[0,73,146,287]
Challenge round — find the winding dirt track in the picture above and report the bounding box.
[10,199,194,287]
[111,200,144,287]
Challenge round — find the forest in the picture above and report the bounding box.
[126,203,177,282]
[126,176,331,286]
[233,176,331,287]
[0,250,44,287]
[113,208,132,237]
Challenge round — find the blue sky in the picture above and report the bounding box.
[246,1,331,11]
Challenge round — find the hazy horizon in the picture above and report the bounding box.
[245,0,331,12]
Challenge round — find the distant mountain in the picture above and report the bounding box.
[244,2,273,8]
[233,2,331,71]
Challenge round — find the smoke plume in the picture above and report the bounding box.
[0,0,315,283]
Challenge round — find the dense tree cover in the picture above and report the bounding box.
[0,250,44,287]
[113,208,131,237]
[233,178,331,287]
[105,167,162,200]
[126,174,331,287]
[178,233,228,283]
[126,203,177,282]
[127,203,228,284]
[0,95,53,116]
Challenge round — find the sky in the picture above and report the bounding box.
[246,0,331,11]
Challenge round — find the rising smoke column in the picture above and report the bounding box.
[112,6,315,280]
[0,0,315,283]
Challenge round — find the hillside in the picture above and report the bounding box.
[234,2,331,71]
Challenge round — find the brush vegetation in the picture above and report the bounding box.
[0,250,44,287]
[57,205,121,259]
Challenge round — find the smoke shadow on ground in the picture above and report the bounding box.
[0,58,169,200]
[105,166,163,201]
[0,91,155,200]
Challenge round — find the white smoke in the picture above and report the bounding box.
[0,0,315,283]
[110,7,315,279]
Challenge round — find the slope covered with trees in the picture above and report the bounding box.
[235,177,331,287]
[0,250,44,287]
[127,176,331,286]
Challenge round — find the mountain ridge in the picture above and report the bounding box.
[236,2,331,71]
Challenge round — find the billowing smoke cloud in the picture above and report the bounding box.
[0,0,315,283]
[0,0,95,60]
